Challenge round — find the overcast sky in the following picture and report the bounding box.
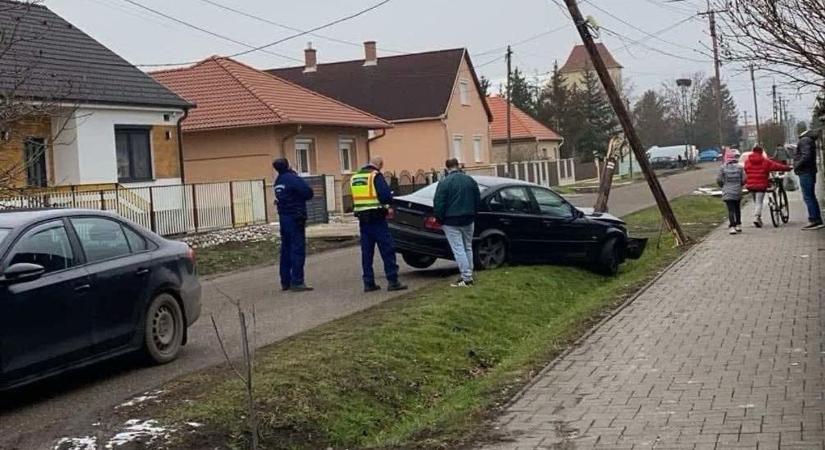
[43,0,817,126]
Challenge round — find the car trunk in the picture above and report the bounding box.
[391,196,434,229]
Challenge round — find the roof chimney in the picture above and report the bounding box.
[363,41,377,67]
[304,42,317,73]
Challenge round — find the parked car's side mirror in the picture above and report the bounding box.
[1,263,46,284]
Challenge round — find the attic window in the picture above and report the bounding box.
[459,79,470,106]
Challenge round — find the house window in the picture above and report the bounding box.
[473,136,484,163]
[452,135,463,162]
[295,138,313,175]
[115,127,152,182]
[459,79,470,106]
[24,138,48,187]
[339,137,356,173]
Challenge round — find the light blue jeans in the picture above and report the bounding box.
[443,224,474,282]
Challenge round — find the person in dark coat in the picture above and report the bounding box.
[433,158,481,287]
[794,129,824,230]
[273,158,314,291]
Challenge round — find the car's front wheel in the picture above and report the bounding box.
[144,293,184,364]
[596,237,621,276]
[402,252,437,269]
[476,235,507,270]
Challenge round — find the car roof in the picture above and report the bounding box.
[469,175,535,188]
[0,208,119,228]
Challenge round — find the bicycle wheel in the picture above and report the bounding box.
[769,194,781,228]
[779,188,790,223]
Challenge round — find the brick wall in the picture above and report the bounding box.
[0,116,51,188]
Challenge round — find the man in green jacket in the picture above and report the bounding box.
[434,158,481,287]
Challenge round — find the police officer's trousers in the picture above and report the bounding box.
[359,217,399,287]
[279,215,306,289]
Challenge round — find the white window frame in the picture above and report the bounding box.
[294,138,313,175]
[452,134,463,162]
[339,137,355,174]
[459,79,470,106]
[473,135,484,163]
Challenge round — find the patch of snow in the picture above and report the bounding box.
[54,436,97,450]
[105,419,173,449]
[186,422,204,428]
[115,390,164,409]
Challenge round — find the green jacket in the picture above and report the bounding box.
[433,170,481,226]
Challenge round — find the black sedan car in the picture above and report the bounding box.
[389,176,646,275]
[0,209,201,390]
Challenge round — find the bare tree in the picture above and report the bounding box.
[1,0,75,198]
[211,286,258,450]
[714,0,825,89]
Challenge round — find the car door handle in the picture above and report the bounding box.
[74,284,91,293]
[498,218,511,225]
[136,268,151,276]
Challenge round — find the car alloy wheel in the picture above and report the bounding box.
[144,293,184,364]
[477,235,507,270]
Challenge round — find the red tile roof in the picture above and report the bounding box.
[487,96,562,142]
[559,43,622,73]
[151,57,391,132]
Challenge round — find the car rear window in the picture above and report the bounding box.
[0,228,9,245]
[406,181,489,199]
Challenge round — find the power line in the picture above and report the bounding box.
[473,23,569,57]
[120,0,301,62]
[600,27,708,63]
[194,0,405,54]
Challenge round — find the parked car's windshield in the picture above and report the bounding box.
[405,181,489,200]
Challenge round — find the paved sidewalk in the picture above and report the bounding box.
[484,193,825,449]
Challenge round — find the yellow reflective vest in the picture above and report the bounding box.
[350,170,382,213]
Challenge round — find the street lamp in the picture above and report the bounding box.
[676,78,693,164]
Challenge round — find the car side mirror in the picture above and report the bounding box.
[2,263,46,284]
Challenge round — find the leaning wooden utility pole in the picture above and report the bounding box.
[749,65,761,144]
[564,0,689,245]
[505,45,513,176]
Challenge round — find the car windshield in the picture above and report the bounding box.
[405,181,489,199]
[0,228,9,245]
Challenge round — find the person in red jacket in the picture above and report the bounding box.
[744,146,791,227]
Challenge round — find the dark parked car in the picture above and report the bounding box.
[698,149,722,162]
[0,209,201,390]
[650,156,679,170]
[389,176,646,275]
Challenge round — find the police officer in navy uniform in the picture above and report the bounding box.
[350,156,408,293]
[273,158,314,292]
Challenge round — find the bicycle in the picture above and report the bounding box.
[767,173,790,227]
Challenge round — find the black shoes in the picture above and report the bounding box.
[387,282,408,292]
[289,284,314,292]
[364,284,381,293]
[802,222,825,231]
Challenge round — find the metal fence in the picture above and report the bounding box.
[0,180,267,236]
[493,158,577,187]
[302,175,330,225]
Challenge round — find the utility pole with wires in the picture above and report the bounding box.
[563,0,689,246]
[772,83,778,123]
[742,110,750,148]
[698,1,725,151]
[749,65,761,144]
[506,45,513,176]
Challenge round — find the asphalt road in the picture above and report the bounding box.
[0,165,718,450]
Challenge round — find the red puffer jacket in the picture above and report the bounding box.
[744,148,791,191]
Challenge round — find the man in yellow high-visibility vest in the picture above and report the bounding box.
[351,156,408,293]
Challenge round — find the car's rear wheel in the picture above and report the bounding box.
[596,237,621,276]
[476,235,507,270]
[144,293,184,364]
[402,252,437,269]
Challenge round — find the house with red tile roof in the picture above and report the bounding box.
[559,43,623,92]
[487,96,564,163]
[268,43,492,173]
[152,56,391,214]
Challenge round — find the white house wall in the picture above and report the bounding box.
[51,114,81,185]
[53,106,181,186]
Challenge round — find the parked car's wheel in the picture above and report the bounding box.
[402,252,437,269]
[144,293,184,364]
[475,235,507,270]
[596,237,621,276]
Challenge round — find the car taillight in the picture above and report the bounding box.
[424,216,441,231]
[386,207,396,221]
[186,246,196,265]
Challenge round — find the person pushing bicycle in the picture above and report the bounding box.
[743,146,791,228]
